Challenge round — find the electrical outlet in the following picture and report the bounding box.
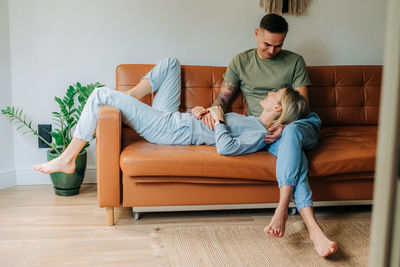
[38,124,52,148]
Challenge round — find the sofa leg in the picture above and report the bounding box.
[134,212,140,221]
[289,207,297,215]
[106,207,114,226]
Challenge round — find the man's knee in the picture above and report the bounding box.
[282,123,303,141]
[282,120,320,149]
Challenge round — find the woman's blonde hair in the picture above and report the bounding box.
[270,87,309,128]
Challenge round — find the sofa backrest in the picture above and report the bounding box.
[116,64,382,126]
[307,66,382,126]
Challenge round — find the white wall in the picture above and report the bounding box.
[7,0,387,185]
[0,0,16,189]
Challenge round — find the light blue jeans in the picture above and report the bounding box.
[73,57,192,145]
[266,112,321,212]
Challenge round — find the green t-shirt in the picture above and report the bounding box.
[223,49,311,116]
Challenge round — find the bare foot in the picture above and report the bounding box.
[32,157,76,174]
[264,208,288,238]
[310,229,339,257]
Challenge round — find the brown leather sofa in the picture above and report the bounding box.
[96,64,380,225]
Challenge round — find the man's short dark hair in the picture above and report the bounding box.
[259,14,288,33]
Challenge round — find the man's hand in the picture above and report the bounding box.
[265,124,285,144]
[191,106,208,119]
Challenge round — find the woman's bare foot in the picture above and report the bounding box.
[32,156,76,174]
[310,229,339,257]
[264,207,288,238]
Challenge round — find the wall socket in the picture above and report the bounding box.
[38,124,52,148]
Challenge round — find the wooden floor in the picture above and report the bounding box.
[0,184,372,266]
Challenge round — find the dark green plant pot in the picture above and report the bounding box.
[47,149,87,196]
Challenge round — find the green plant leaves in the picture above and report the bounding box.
[0,105,61,155]
[50,82,104,152]
[1,81,104,155]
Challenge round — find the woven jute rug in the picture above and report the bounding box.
[151,219,370,267]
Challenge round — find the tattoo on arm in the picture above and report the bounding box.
[212,80,239,112]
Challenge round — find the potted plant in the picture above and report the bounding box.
[1,82,104,196]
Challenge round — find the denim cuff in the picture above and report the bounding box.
[142,75,158,94]
[295,200,313,212]
[73,133,92,142]
[277,179,297,188]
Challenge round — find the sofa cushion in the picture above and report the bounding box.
[307,126,377,177]
[120,126,377,181]
[120,140,277,181]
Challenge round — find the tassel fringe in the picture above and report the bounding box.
[260,0,312,16]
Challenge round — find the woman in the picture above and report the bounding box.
[33,57,309,174]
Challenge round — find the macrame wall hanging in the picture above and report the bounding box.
[259,0,312,15]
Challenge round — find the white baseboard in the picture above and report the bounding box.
[0,169,17,189]
[15,166,97,185]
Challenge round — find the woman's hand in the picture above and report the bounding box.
[191,106,208,119]
[207,106,224,124]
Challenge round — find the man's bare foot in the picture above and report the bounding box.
[264,208,288,238]
[32,157,76,174]
[310,229,339,257]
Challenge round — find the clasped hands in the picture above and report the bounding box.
[192,106,224,126]
[191,106,285,144]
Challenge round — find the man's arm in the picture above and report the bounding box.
[213,80,240,111]
[201,80,239,130]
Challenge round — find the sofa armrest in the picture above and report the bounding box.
[96,105,121,208]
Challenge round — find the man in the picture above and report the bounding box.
[193,14,338,257]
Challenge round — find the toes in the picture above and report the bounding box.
[264,226,275,236]
[329,243,339,254]
[34,165,45,171]
[324,250,333,257]
[36,166,48,174]
[269,230,275,236]
[265,222,286,238]
[278,230,284,237]
[271,229,279,237]
[265,225,283,237]
[317,244,339,257]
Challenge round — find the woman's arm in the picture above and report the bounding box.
[208,107,266,156]
[214,125,266,156]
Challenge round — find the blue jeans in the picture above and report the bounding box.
[266,112,321,212]
[73,57,192,145]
